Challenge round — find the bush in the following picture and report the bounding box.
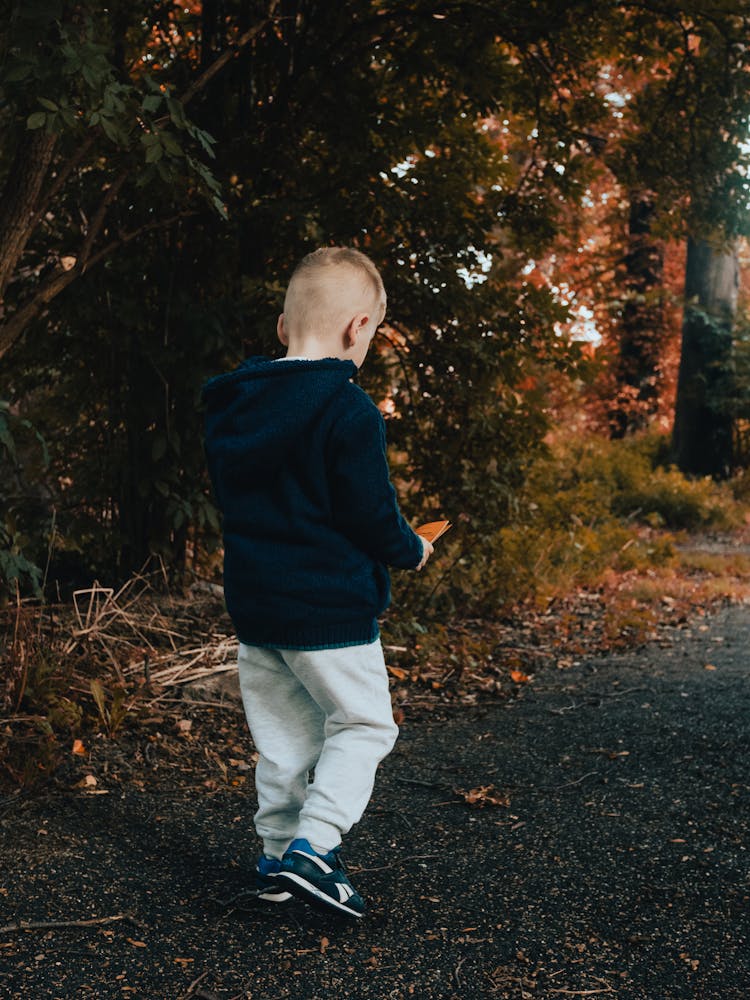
[528,432,740,531]
[396,431,739,620]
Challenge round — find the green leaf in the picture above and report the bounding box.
[135,164,157,187]
[3,58,35,82]
[161,132,183,158]
[82,64,99,88]
[212,195,228,220]
[37,97,59,111]
[166,97,187,129]
[89,679,109,725]
[194,128,217,159]
[0,415,16,461]
[142,94,162,113]
[100,116,121,144]
[205,505,221,531]
[145,141,163,163]
[27,112,47,130]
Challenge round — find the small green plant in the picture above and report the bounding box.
[0,629,83,789]
[0,401,49,597]
[89,678,132,738]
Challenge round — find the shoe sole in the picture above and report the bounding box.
[256,888,293,902]
[277,872,364,919]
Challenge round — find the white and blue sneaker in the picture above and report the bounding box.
[277,838,365,919]
[255,854,293,903]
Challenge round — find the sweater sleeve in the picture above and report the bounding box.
[328,397,424,570]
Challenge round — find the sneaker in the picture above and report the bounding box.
[255,854,293,903]
[277,838,365,919]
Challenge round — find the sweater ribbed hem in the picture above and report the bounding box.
[236,618,380,651]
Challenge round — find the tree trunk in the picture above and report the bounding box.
[672,236,739,477]
[0,129,57,304]
[610,189,665,437]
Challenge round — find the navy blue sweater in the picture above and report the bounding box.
[201,356,424,649]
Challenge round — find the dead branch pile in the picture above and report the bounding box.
[61,562,237,688]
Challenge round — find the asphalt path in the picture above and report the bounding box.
[1,604,748,998]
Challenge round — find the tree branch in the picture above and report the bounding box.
[180,0,280,107]
[0,212,195,362]
[27,135,97,237]
[79,171,129,270]
[0,129,58,302]
[0,3,279,359]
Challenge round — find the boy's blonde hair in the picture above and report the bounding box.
[283,247,386,337]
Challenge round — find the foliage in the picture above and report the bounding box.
[537,432,740,530]
[2,0,750,602]
[393,431,741,620]
[0,400,50,596]
[0,606,82,786]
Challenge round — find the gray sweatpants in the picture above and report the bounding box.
[237,639,399,859]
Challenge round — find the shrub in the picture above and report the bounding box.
[394,431,739,621]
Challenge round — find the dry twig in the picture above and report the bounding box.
[0,913,145,934]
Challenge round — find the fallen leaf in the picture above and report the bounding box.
[320,936,329,955]
[679,952,699,971]
[387,665,408,680]
[510,669,531,684]
[74,774,97,788]
[704,664,717,671]
[72,739,86,755]
[126,938,146,948]
[456,784,511,809]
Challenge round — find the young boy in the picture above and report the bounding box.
[201,247,433,919]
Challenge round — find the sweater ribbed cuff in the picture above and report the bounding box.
[237,618,380,651]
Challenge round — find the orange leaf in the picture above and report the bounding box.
[509,669,531,684]
[456,784,510,809]
[72,739,86,755]
[415,520,451,543]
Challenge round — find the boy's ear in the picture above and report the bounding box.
[344,313,370,347]
[277,314,289,347]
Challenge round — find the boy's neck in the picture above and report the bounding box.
[284,339,341,362]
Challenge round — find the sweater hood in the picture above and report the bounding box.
[201,356,357,504]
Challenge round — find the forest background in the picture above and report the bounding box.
[2,0,750,783]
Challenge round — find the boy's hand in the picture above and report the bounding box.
[415,536,434,571]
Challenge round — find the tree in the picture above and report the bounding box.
[609,7,750,456]
[5,0,749,601]
[673,237,739,476]
[3,0,603,591]
[0,0,271,360]
[513,5,750,443]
